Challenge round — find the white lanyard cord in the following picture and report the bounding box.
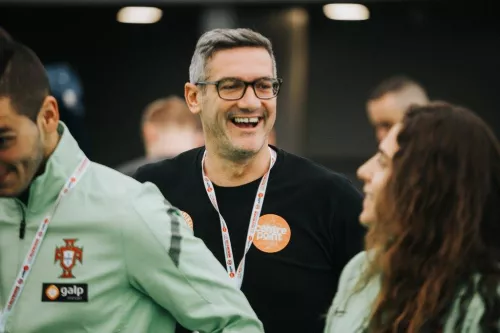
[201,147,276,288]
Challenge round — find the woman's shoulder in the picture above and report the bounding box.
[324,251,380,333]
[341,250,373,281]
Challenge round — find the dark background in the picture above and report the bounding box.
[0,1,498,185]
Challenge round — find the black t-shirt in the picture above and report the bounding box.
[134,145,366,333]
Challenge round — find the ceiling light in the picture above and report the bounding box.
[323,3,370,21]
[117,7,163,24]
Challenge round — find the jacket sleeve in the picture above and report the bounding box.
[444,280,500,333]
[123,182,264,333]
[323,251,367,333]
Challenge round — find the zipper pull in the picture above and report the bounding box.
[19,217,26,239]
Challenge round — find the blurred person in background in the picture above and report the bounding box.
[0,29,263,333]
[324,102,500,332]
[366,75,429,142]
[134,28,365,333]
[117,96,203,176]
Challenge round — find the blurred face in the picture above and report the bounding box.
[357,123,401,225]
[367,93,405,142]
[0,98,45,197]
[185,47,276,161]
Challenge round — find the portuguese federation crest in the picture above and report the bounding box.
[54,239,83,278]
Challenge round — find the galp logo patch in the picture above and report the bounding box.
[42,283,88,302]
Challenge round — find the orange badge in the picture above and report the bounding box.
[181,211,194,230]
[253,214,291,253]
[45,284,60,301]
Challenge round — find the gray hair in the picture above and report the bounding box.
[189,28,277,83]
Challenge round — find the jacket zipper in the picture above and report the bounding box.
[15,199,27,239]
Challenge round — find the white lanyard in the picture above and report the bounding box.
[0,157,90,331]
[201,147,276,288]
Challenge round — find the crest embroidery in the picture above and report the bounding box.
[54,239,83,278]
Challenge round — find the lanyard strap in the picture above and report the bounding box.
[0,157,90,331]
[201,147,276,288]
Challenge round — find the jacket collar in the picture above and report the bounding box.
[25,121,87,213]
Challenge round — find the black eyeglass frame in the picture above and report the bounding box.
[195,77,283,101]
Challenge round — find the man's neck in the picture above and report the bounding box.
[17,187,30,206]
[35,131,61,179]
[204,145,271,187]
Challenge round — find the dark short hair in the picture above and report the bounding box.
[368,75,426,101]
[0,28,50,121]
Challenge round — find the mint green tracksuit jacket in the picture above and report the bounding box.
[324,251,500,333]
[0,122,263,333]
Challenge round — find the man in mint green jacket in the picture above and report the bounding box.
[0,33,263,332]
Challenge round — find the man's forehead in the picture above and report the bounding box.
[0,98,19,128]
[368,95,405,124]
[207,47,273,80]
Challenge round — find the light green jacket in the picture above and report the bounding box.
[324,251,499,333]
[0,122,263,333]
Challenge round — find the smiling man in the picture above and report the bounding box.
[133,28,366,333]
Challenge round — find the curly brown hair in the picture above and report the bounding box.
[363,101,500,332]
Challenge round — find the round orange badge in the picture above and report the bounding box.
[181,211,194,230]
[253,214,291,253]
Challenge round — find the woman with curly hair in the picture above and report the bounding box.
[324,101,500,333]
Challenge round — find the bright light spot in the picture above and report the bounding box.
[117,7,163,24]
[323,4,370,21]
[62,89,77,108]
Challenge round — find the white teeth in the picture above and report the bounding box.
[233,117,259,123]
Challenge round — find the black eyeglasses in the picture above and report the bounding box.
[196,77,283,101]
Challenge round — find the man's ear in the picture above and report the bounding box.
[36,95,60,133]
[185,82,202,115]
[142,123,158,146]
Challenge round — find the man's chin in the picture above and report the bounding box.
[233,141,269,155]
[0,189,21,198]
[232,136,267,150]
[0,183,27,198]
[223,146,256,162]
